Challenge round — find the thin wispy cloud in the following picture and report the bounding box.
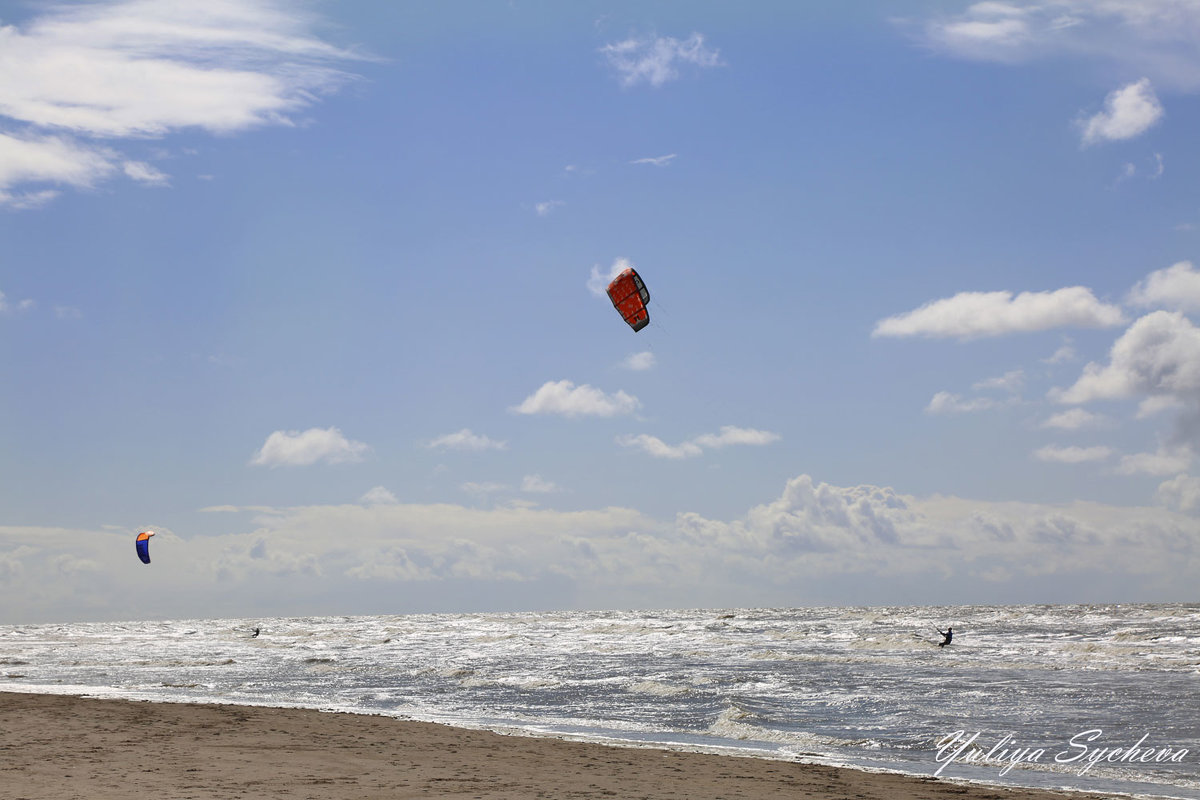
[1033,444,1113,464]
[0,0,361,207]
[617,425,779,459]
[918,2,1200,91]
[630,154,677,167]
[600,33,722,88]
[535,200,564,217]
[1117,446,1192,476]
[521,474,560,493]
[512,380,640,418]
[974,369,1025,393]
[122,160,169,186]
[427,429,507,452]
[1080,78,1164,145]
[1041,408,1109,430]
[250,426,369,467]
[621,351,656,371]
[926,392,1003,415]
[873,287,1125,340]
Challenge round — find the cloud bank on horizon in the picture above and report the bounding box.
[3,472,1196,622]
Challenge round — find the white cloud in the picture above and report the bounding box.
[1157,473,1200,514]
[621,351,656,371]
[250,426,369,467]
[973,369,1025,393]
[600,33,722,88]
[1118,446,1192,476]
[122,160,169,185]
[919,2,1200,91]
[360,486,398,505]
[521,474,559,493]
[587,257,634,297]
[630,154,677,167]
[1053,311,1200,404]
[1043,340,1077,364]
[0,132,115,206]
[534,200,563,216]
[512,380,639,418]
[926,392,1001,414]
[0,0,359,205]
[1128,261,1200,311]
[461,481,509,496]
[873,287,1125,340]
[1080,79,1164,145]
[1041,408,1109,430]
[1033,444,1113,463]
[618,425,779,459]
[427,428,507,452]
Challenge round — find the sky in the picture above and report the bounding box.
[2,1,1200,623]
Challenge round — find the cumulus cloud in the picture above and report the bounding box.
[600,33,721,88]
[618,425,780,459]
[1128,261,1200,311]
[512,380,640,418]
[427,428,507,452]
[1053,311,1200,404]
[1033,444,1113,463]
[1080,79,1164,145]
[250,426,369,467]
[0,0,359,206]
[1157,473,1200,514]
[872,287,1125,340]
[621,351,656,371]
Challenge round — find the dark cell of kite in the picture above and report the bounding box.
[135,530,155,564]
[606,267,650,332]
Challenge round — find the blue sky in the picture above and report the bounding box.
[2,1,1200,622]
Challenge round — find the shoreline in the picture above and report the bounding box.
[0,691,1135,800]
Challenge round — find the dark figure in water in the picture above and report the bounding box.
[251,627,260,638]
[937,627,953,648]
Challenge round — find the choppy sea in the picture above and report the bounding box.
[3,604,1199,798]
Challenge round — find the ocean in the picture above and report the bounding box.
[2,603,1198,798]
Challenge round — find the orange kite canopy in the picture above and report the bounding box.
[606,267,650,332]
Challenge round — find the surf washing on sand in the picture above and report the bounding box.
[3,604,1199,799]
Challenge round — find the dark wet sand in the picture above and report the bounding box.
[1,691,1125,799]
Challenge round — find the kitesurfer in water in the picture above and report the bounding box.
[937,627,953,648]
[251,627,260,638]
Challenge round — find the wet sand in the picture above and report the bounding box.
[1,691,1124,799]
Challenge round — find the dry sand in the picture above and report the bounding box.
[1,691,1124,800]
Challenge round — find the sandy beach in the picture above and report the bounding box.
[0,691,1128,800]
